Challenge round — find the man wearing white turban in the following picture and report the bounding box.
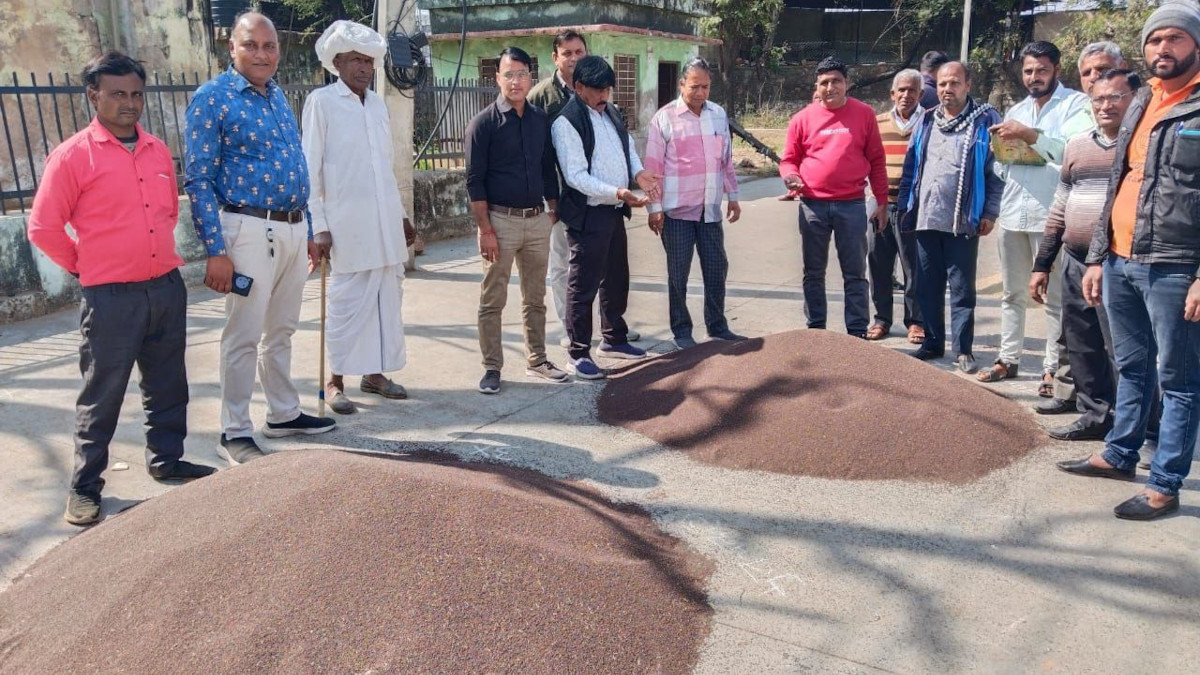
[303,20,416,414]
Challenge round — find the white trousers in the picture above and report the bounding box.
[998,227,1062,373]
[326,264,407,376]
[219,211,307,438]
[547,220,570,328]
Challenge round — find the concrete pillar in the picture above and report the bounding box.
[378,0,417,269]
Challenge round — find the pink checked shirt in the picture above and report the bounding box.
[644,98,739,223]
[28,119,182,287]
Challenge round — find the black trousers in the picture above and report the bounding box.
[868,213,922,330]
[73,269,189,494]
[566,206,629,359]
[1060,253,1116,428]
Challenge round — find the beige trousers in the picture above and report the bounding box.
[478,211,552,370]
[218,211,308,438]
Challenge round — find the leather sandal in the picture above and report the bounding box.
[976,360,1018,383]
[1038,372,1055,398]
[907,325,925,344]
[865,324,889,341]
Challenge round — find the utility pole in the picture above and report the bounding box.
[377,0,389,92]
[961,0,973,62]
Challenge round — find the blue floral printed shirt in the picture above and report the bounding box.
[184,67,311,257]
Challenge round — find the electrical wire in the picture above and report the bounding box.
[412,0,466,167]
[383,0,430,92]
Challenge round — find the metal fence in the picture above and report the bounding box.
[413,77,500,170]
[0,71,322,215]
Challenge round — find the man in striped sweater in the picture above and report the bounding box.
[866,69,925,344]
[1031,69,1140,441]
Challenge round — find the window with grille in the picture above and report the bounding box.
[613,54,638,130]
[479,56,539,84]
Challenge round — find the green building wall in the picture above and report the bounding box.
[431,32,701,137]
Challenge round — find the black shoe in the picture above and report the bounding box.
[1114,493,1180,521]
[64,490,101,526]
[479,369,501,394]
[1055,456,1135,481]
[149,460,218,482]
[218,434,267,465]
[263,413,336,438]
[1048,420,1112,441]
[1035,398,1076,415]
[709,329,746,341]
[912,346,944,361]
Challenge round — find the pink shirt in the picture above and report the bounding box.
[644,98,739,222]
[779,98,889,204]
[28,119,183,286]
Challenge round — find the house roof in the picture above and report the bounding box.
[428,24,722,46]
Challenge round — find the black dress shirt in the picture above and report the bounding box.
[464,95,559,208]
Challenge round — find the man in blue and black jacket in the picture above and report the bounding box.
[1057,1,1200,521]
[898,61,1004,375]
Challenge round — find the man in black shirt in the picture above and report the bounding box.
[464,46,566,394]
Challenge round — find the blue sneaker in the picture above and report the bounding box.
[674,336,698,350]
[597,341,647,360]
[567,357,606,380]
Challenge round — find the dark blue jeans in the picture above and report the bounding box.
[914,230,978,356]
[798,198,870,333]
[662,217,729,339]
[1100,256,1200,497]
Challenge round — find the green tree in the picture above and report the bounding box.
[274,0,377,36]
[703,0,787,115]
[892,0,1033,104]
[1055,0,1157,83]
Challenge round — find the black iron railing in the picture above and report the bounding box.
[413,77,500,170]
[0,71,322,215]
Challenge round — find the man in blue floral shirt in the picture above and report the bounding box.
[185,11,334,465]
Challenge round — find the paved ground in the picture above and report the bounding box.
[2,177,1198,673]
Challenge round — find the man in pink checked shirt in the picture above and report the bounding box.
[27,51,216,527]
[644,57,744,350]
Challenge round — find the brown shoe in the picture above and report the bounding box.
[976,360,1018,383]
[361,377,408,400]
[865,324,889,340]
[907,325,925,344]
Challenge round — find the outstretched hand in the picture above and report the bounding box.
[635,170,662,201]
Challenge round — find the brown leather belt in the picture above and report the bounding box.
[489,204,544,218]
[222,204,305,224]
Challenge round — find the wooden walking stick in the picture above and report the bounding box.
[318,256,327,418]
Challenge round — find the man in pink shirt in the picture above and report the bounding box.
[780,57,889,337]
[28,51,216,526]
[644,57,743,349]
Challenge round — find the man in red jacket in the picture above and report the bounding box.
[780,56,889,337]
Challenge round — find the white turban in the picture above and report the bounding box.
[315,20,388,77]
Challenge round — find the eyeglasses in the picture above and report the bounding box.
[1091,92,1132,106]
[500,70,531,82]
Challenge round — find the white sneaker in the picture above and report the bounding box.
[526,361,569,382]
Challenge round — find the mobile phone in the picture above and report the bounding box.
[230,272,254,297]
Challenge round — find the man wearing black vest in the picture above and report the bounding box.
[550,55,659,380]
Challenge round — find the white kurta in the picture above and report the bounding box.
[303,79,409,375]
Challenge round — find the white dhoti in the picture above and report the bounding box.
[326,264,406,376]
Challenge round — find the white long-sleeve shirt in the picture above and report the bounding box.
[551,104,644,206]
[995,82,1093,233]
[302,79,408,274]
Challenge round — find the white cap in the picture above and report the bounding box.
[315,20,387,77]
